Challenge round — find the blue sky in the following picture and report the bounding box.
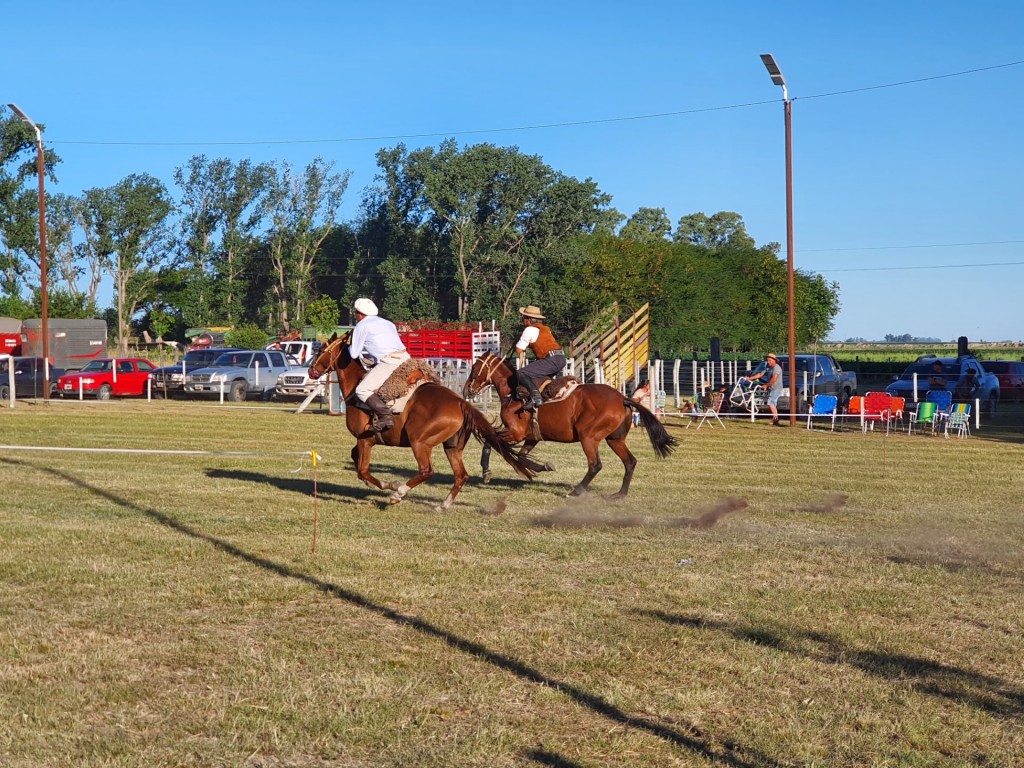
[7,1,1023,342]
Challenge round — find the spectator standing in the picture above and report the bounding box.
[743,353,784,426]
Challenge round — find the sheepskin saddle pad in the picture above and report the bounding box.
[375,359,441,403]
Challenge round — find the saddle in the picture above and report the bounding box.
[353,358,441,417]
[514,375,581,407]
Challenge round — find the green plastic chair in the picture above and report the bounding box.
[907,401,938,435]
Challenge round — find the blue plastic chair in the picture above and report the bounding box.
[926,389,953,415]
[926,389,954,433]
[806,393,838,431]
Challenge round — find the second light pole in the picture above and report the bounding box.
[760,53,797,426]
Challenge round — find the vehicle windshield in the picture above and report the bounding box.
[210,352,254,367]
[982,361,1008,374]
[775,357,822,374]
[80,360,113,372]
[183,350,217,364]
[898,360,955,380]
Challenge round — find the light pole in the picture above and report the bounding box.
[759,54,797,426]
[7,103,51,401]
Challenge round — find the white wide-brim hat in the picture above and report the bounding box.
[353,298,379,316]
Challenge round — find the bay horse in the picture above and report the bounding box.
[463,352,677,498]
[308,334,541,510]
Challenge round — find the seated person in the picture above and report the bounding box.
[927,360,947,389]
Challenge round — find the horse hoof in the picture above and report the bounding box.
[482,470,493,484]
[607,492,627,501]
[385,480,400,491]
[543,463,556,472]
[567,488,586,498]
[388,496,402,505]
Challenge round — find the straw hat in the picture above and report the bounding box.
[353,298,378,317]
[518,305,545,320]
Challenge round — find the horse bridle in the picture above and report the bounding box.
[308,335,346,379]
[465,352,505,396]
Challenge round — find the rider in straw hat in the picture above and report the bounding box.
[514,304,566,410]
[349,298,410,432]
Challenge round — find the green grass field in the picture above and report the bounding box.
[1,400,1022,767]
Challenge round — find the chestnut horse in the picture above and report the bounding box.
[463,352,677,498]
[308,335,540,510]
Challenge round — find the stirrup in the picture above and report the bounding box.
[370,416,394,432]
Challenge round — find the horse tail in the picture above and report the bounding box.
[461,400,542,480]
[627,399,678,459]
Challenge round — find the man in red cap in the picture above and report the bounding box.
[514,304,566,410]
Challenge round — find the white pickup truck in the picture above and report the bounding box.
[185,349,295,402]
[275,367,328,400]
[265,339,321,366]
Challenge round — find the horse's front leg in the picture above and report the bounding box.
[388,440,435,506]
[353,438,385,491]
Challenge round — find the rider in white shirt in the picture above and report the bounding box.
[349,298,410,432]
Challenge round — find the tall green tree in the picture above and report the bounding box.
[364,139,612,322]
[173,155,276,327]
[620,207,671,243]
[80,174,174,354]
[0,106,61,302]
[264,158,350,332]
[673,211,755,250]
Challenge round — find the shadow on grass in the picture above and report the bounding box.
[204,464,556,504]
[523,748,586,767]
[205,468,379,502]
[641,610,1023,719]
[4,456,781,768]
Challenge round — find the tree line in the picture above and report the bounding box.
[0,108,839,357]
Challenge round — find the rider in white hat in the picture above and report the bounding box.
[349,298,410,432]
[514,304,566,410]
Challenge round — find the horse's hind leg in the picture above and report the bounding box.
[569,436,602,497]
[605,436,637,499]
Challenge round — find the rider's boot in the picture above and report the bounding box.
[521,377,544,411]
[364,394,394,432]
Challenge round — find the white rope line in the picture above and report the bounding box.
[0,444,317,458]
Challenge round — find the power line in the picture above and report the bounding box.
[48,59,1024,148]
[48,99,779,147]
[819,260,1024,274]
[797,59,1024,101]
[800,239,1024,253]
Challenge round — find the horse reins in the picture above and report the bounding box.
[467,352,507,396]
[309,336,345,378]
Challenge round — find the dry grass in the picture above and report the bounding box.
[1,399,1022,767]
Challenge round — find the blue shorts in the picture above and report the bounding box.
[767,388,782,407]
